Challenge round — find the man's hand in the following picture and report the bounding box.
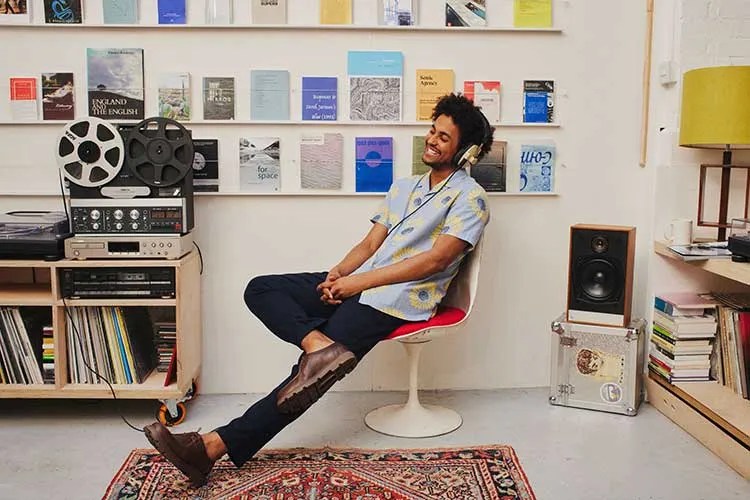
[328,275,367,300]
[318,268,343,305]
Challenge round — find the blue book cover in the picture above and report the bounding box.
[251,70,290,120]
[158,0,186,24]
[348,51,403,121]
[355,136,393,192]
[519,144,555,192]
[302,76,337,121]
[103,0,138,24]
[523,80,554,123]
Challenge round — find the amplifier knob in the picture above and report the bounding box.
[73,250,80,256]
[114,209,124,220]
[167,242,172,248]
[152,242,157,248]
[115,222,123,230]
[131,222,139,230]
[90,210,101,220]
[130,209,140,220]
[92,223,100,230]
[159,243,165,248]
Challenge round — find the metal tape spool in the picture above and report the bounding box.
[125,117,194,187]
[56,117,125,187]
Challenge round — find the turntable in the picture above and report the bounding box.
[0,211,72,260]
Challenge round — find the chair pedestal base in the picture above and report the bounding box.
[365,403,462,438]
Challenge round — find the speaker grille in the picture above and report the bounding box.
[576,257,622,303]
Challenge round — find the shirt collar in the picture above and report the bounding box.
[415,168,468,194]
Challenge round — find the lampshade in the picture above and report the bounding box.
[679,66,750,149]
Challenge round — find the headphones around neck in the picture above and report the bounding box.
[452,110,493,168]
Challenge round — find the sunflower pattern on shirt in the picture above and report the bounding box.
[354,169,490,321]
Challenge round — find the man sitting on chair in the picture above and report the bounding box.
[144,93,494,486]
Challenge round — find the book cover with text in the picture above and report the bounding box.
[464,80,500,122]
[158,73,190,121]
[302,76,337,121]
[87,48,144,120]
[416,69,454,121]
[10,77,37,121]
[158,0,186,24]
[192,139,219,192]
[42,72,75,120]
[239,137,280,192]
[411,135,429,175]
[320,0,351,24]
[523,80,554,123]
[0,0,31,24]
[445,0,485,27]
[250,70,289,121]
[379,0,417,26]
[514,0,552,28]
[348,51,403,121]
[300,133,343,190]
[44,0,82,23]
[251,0,286,23]
[519,144,554,192]
[356,136,393,193]
[203,77,235,120]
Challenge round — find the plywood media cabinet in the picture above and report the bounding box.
[0,251,201,425]
[652,241,750,478]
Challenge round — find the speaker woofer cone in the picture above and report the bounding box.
[578,258,620,302]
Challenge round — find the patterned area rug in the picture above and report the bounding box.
[104,445,536,499]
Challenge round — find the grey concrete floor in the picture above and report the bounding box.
[0,388,748,499]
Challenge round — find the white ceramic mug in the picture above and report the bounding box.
[665,218,693,245]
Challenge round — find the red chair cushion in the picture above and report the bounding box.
[385,306,467,340]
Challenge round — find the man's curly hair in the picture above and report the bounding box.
[431,93,494,163]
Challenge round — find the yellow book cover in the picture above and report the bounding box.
[514,0,552,28]
[104,307,126,384]
[416,69,454,121]
[115,307,138,384]
[320,0,352,24]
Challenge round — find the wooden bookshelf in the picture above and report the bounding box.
[652,241,750,478]
[0,253,201,421]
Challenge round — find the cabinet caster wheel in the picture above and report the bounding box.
[158,402,186,427]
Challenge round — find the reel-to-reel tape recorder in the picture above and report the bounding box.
[56,116,195,259]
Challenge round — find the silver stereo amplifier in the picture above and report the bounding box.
[65,233,194,260]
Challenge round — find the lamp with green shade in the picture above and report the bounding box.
[679,66,750,241]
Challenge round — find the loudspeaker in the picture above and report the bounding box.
[567,224,636,327]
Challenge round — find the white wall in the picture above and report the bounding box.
[649,0,750,302]
[0,0,657,394]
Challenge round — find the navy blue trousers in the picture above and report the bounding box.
[215,272,408,467]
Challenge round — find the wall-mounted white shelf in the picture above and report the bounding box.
[0,191,558,198]
[0,120,561,128]
[7,24,563,33]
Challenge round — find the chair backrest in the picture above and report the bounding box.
[441,237,483,315]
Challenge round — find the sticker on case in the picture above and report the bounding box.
[600,383,623,403]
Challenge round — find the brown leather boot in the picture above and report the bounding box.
[277,342,357,414]
[144,422,215,487]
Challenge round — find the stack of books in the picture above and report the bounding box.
[649,293,718,383]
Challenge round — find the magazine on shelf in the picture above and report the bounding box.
[668,242,732,261]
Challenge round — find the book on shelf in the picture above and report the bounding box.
[653,309,717,337]
[203,77,235,120]
[513,0,552,28]
[158,72,191,121]
[239,137,280,192]
[654,292,718,317]
[519,143,554,192]
[445,0,486,28]
[158,0,186,24]
[301,77,338,121]
[379,0,417,26]
[43,0,82,24]
[348,51,403,122]
[87,48,144,120]
[667,242,731,260]
[355,136,393,193]
[102,0,138,24]
[464,80,501,123]
[416,69,454,121]
[0,0,31,24]
[470,140,507,192]
[251,0,287,24]
[300,133,343,190]
[714,305,750,398]
[0,307,46,385]
[41,72,75,121]
[9,77,38,121]
[523,80,554,123]
[250,70,290,121]
[206,0,232,24]
[320,0,352,24]
[192,139,219,192]
[411,135,429,175]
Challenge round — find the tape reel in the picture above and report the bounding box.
[125,117,194,187]
[56,117,125,188]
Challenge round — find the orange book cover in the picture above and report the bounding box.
[10,77,36,100]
